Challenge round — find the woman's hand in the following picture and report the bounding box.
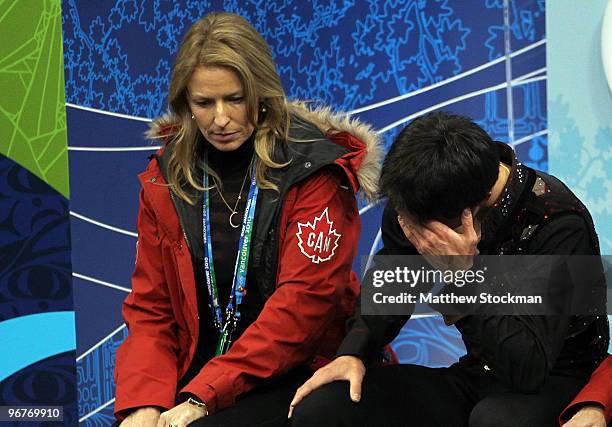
[562,405,606,427]
[288,355,366,418]
[156,401,207,427]
[119,407,160,427]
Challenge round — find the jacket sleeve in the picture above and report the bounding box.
[180,169,361,414]
[559,355,612,425]
[336,204,417,361]
[114,188,179,418]
[455,214,598,393]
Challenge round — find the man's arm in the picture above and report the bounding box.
[455,215,598,392]
[336,204,418,360]
[290,204,484,416]
[289,204,418,416]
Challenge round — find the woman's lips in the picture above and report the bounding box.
[210,131,239,142]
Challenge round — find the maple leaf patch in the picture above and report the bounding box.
[296,207,341,263]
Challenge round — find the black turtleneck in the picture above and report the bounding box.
[204,135,256,301]
[179,135,264,388]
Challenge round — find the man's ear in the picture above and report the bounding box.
[479,191,494,209]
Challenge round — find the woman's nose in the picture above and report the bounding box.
[213,102,230,128]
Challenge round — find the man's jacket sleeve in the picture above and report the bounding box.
[180,169,361,414]
[114,189,179,418]
[559,355,611,425]
[336,204,416,361]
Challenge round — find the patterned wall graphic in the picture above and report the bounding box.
[0,154,78,426]
[0,0,70,198]
[547,0,612,352]
[0,0,77,425]
[547,0,612,254]
[61,0,547,423]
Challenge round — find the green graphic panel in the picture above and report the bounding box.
[0,0,69,197]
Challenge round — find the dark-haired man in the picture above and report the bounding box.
[289,112,609,426]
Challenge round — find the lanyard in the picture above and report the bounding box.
[202,155,258,356]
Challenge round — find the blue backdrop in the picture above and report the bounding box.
[61,0,547,423]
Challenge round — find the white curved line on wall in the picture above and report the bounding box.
[66,102,153,122]
[78,397,116,423]
[75,322,127,362]
[512,75,547,86]
[359,199,382,216]
[377,67,548,135]
[512,67,546,84]
[68,145,161,151]
[70,211,138,237]
[377,81,508,134]
[511,129,548,148]
[73,272,131,294]
[350,39,547,115]
[361,227,383,277]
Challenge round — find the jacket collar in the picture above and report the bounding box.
[479,142,534,252]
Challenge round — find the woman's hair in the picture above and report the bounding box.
[161,12,292,204]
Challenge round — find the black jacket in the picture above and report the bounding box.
[338,143,609,393]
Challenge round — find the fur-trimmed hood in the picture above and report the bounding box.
[146,101,383,200]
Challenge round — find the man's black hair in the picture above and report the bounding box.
[380,111,500,222]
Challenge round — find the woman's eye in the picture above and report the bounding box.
[196,100,213,107]
[228,97,244,104]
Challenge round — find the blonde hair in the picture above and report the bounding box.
[161,12,292,204]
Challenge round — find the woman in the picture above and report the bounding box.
[113,12,382,427]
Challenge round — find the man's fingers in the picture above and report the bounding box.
[424,220,452,236]
[288,373,327,418]
[289,356,364,419]
[461,209,477,240]
[290,383,313,409]
[400,217,440,253]
[288,362,350,418]
[397,215,412,239]
[420,226,438,243]
[403,221,425,243]
[348,371,364,402]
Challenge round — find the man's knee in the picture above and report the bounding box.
[469,398,516,427]
[291,381,354,427]
[469,396,552,427]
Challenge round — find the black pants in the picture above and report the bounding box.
[291,363,587,427]
[188,369,309,427]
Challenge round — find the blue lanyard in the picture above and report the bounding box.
[202,155,258,355]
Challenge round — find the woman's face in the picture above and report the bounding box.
[187,65,255,152]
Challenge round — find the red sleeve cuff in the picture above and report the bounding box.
[559,392,610,425]
[180,372,236,415]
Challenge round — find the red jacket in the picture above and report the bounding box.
[114,107,382,417]
[559,355,611,425]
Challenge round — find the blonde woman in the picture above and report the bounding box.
[113,12,381,427]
